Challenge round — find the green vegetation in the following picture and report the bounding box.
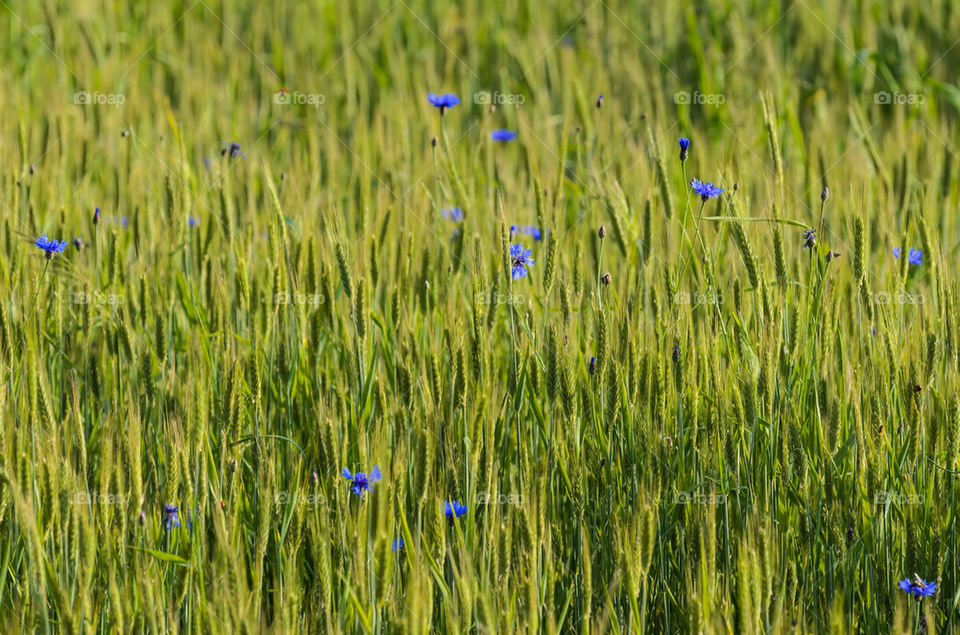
[1,0,959,631]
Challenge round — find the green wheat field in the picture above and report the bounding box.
[2,0,960,632]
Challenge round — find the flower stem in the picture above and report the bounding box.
[596,239,605,311]
[25,260,50,332]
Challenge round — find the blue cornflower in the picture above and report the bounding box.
[72,237,85,249]
[678,137,690,161]
[690,178,724,201]
[163,504,181,530]
[510,225,542,242]
[188,216,199,228]
[672,344,680,364]
[428,93,460,113]
[34,235,68,259]
[802,228,817,250]
[392,538,404,552]
[509,243,534,280]
[444,500,468,520]
[442,207,464,237]
[341,465,382,496]
[491,129,517,142]
[588,356,596,375]
[185,506,200,530]
[893,247,922,266]
[93,206,100,226]
[222,142,245,159]
[898,576,937,599]
[442,207,464,222]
